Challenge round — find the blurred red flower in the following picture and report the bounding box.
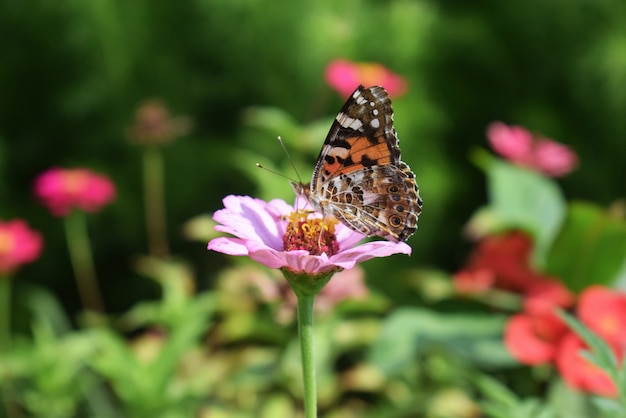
[504,280,573,365]
[524,280,575,314]
[455,231,545,293]
[34,168,116,217]
[486,122,578,177]
[556,332,618,397]
[554,285,626,397]
[325,59,408,98]
[452,268,495,295]
[577,285,626,348]
[0,219,43,275]
[505,310,569,365]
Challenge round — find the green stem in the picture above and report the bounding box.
[0,276,22,418]
[296,293,317,418]
[0,277,11,352]
[64,211,104,314]
[142,147,169,259]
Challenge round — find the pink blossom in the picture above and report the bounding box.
[325,59,408,98]
[34,168,116,216]
[0,219,43,275]
[486,122,578,177]
[208,195,411,275]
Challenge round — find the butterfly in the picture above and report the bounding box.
[292,85,422,242]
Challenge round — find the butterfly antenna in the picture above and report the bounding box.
[255,163,298,183]
[276,136,303,184]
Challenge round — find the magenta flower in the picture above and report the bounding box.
[34,168,116,216]
[0,219,43,275]
[325,59,408,98]
[487,122,578,177]
[208,195,411,275]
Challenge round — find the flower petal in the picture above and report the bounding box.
[207,237,249,256]
[330,241,411,269]
[213,195,283,250]
[532,139,578,177]
[487,122,533,162]
[334,222,367,249]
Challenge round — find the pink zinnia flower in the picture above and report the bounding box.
[325,59,408,98]
[486,122,578,177]
[34,168,116,216]
[0,219,43,275]
[208,195,411,276]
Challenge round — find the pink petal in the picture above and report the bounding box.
[487,122,534,162]
[334,222,367,249]
[325,59,361,97]
[532,140,578,177]
[246,243,296,269]
[330,241,411,269]
[214,196,283,250]
[207,237,249,256]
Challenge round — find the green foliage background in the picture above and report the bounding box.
[1,0,624,313]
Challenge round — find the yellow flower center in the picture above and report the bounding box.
[0,230,14,255]
[357,63,386,86]
[283,212,339,256]
[63,170,89,194]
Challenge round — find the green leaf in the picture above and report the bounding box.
[368,308,513,375]
[484,157,567,267]
[546,202,626,291]
[477,374,557,418]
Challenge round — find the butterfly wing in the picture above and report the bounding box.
[311,86,401,189]
[306,85,422,242]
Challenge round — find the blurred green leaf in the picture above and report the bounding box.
[546,202,626,291]
[477,374,557,418]
[368,308,513,375]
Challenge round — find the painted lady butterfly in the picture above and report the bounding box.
[293,85,422,242]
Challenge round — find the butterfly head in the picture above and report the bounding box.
[290,181,309,198]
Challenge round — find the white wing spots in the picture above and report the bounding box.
[336,112,363,130]
[369,101,376,107]
[353,91,367,105]
[322,144,349,158]
[372,108,379,116]
[370,118,380,129]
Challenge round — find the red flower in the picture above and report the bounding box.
[523,280,575,314]
[556,332,618,397]
[486,122,578,177]
[577,285,626,348]
[0,219,43,275]
[554,286,626,397]
[325,59,408,98]
[34,168,116,216]
[452,268,495,295]
[504,280,573,365]
[505,310,569,365]
[456,231,543,293]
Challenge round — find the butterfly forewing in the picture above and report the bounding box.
[301,85,422,242]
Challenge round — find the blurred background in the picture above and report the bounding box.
[0,0,624,347]
[1,1,626,416]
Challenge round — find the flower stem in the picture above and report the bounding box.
[142,147,169,258]
[0,277,11,353]
[64,210,104,314]
[296,292,317,418]
[0,277,21,418]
